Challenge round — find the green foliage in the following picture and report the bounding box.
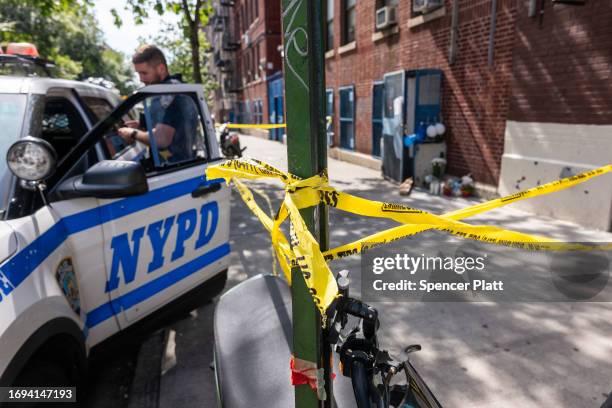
[114,0,214,84]
[0,0,136,94]
[146,22,217,105]
[52,54,82,79]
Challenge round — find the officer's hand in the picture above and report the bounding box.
[117,127,136,143]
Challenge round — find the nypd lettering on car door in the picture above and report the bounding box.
[106,201,218,292]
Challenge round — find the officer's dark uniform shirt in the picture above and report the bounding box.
[142,74,199,163]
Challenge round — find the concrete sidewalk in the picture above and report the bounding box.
[137,135,612,407]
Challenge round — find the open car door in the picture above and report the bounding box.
[48,84,230,331]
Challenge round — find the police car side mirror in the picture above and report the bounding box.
[53,160,148,200]
[6,136,57,183]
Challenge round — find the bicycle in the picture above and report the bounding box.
[326,270,443,408]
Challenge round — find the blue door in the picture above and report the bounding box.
[267,72,284,141]
[381,70,406,182]
[372,82,383,157]
[339,86,355,150]
[274,97,284,141]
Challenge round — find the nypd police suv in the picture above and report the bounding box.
[0,46,230,390]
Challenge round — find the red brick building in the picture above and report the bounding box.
[209,0,612,229]
[324,0,610,229]
[207,0,283,139]
[325,0,518,186]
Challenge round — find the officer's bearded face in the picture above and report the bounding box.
[134,62,167,86]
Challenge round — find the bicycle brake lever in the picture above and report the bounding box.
[326,270,352,345]
[404,344,422,354]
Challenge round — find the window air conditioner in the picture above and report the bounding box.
[375,6,397,30]
[413,0,443,14]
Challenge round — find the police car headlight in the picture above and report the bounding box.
[7,136,57,181]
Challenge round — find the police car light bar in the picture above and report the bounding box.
[6,42,40,57]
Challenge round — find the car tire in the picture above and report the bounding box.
[227,145,239,158]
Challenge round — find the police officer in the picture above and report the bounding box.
[118,44,197,163]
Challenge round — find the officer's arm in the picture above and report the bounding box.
[117,126,174,148]
[155,98,182,148]
[152,124,175,149]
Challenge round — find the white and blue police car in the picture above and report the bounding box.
[0,63,230,390]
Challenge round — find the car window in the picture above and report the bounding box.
[100,93,209,173]
[82,96,139,157]
[82,96,114,121]
[142,94,208,168]
[38,97,88,162]
[0,94,27,217]
[6,96,98,218]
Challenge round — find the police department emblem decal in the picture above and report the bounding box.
[56,258,80,315]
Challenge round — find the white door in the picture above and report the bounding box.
[93,85,230,326]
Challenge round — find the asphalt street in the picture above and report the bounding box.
[92,135,612,407]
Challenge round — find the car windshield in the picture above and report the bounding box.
[0,94,27,215]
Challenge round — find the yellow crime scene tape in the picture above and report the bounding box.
[215,123,287,129]
[206,159,612,322]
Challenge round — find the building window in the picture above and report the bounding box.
[325,0,334,51]
[236,101,244,124]
[342,0,356,45]
[240,5,245,33]
[245,100,252,124]
[246,0,251,26]
[254,100,263,124]
[411,0,444,17]
[245,51,251,83]
[376,0,398,8]
[339,86,355,150]
[254,43,260,80]
[254,0,259,18]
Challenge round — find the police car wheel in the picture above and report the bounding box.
[14,359,72,386]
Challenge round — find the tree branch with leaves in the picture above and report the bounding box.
[113,0,213,84]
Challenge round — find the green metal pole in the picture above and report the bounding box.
[280,0,331,407]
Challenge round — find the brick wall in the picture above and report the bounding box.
[508,0,612,125]
[325,0,518,185]
[232,0,282,132]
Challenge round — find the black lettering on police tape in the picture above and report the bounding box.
[380,203,422,213]
[335,248,358,258]
[309,288,321,305]
[230,160,280,178]
[319,191,339,207]
[291,235,300,246]
[500,192,527,203]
